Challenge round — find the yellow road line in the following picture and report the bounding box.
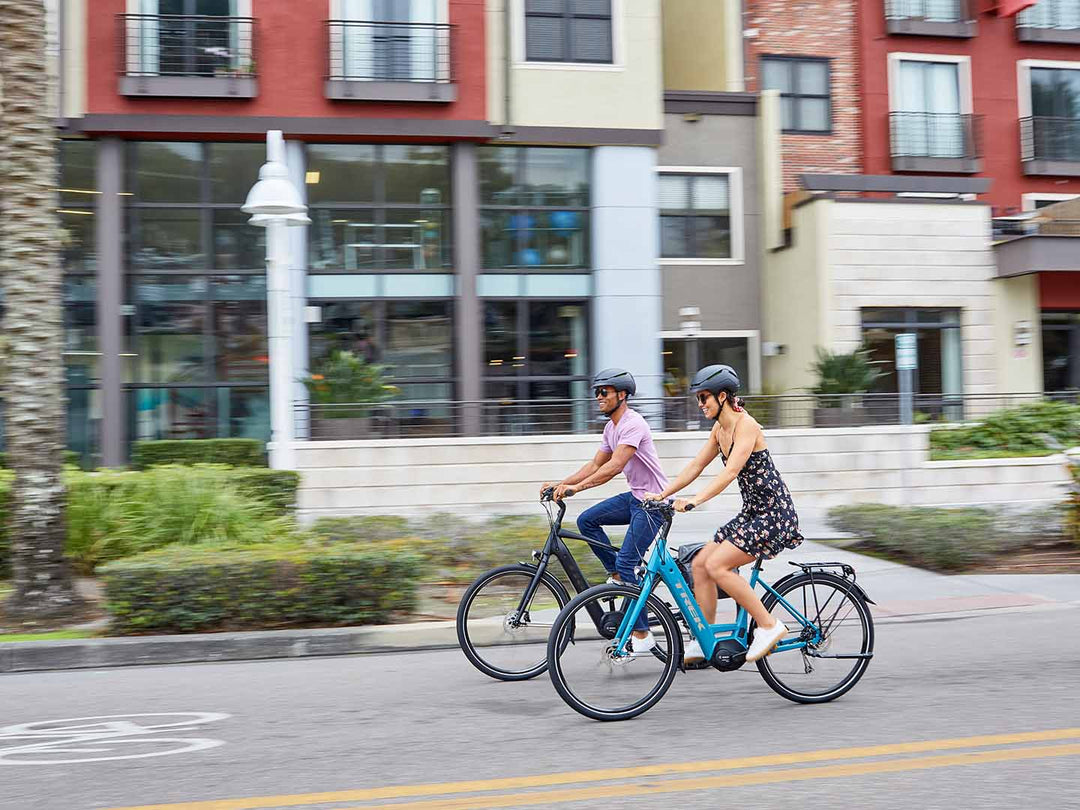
[109,728,1080,810]
[324,743,1080,810]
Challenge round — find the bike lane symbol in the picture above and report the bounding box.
[0,713,230,765]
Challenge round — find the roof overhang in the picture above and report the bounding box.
[994,235,1080,277]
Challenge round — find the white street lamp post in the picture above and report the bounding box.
[243,131,308,470]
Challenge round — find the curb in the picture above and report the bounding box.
[3,599,1076,674]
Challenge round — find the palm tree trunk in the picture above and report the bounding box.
[0,0,82,619]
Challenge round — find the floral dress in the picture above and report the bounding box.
[714,434,803,559]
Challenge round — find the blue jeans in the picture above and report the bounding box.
[577,491,655,631]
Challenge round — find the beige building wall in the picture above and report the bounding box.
[761,199,829,394]
[824,201,1000,396]
[486,0,663,131]
[661,0,742,92]
[992,275,1043,392]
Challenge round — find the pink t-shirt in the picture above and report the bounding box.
[599,408,669,500]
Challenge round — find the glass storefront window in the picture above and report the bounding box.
[861,308,963,398]
[213,208,265,270]
[217,386,270,441]
[64,276,98,385]
[209,143,266,204]
[59,141,98,204]
[59,209,96,272]
[479,146,590,270]
[212,276,267,382]
[529,302,588,378]
[132,208,205,269]
[131,387,213,440]
[132,276,208,384]
[306,144,378,204]
[484,301,518,377]
[1042,312,1080,391]
[131,142,202,203]
[384,301,453,380]
[383,145,450,204]
[309,301,379,365]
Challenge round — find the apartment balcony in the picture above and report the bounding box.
[325,21,456,103]
[117,14,257,98]
[884,0,976,38]
[1021,117,1080,177]
[889,112,982,173]
[1016,0,1080,44]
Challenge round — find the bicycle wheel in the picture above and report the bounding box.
[456,564,570,681]
[756,572,874,704]
[547,584,681,721]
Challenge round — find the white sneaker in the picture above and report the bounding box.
[746,621,788,663]
[629,631,656,656]
[683,639,705,665]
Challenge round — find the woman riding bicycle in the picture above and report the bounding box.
[644,364,803,665]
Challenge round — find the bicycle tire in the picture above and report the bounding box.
[547,584,682,721]
[456,563,571,681]
[755,571,874,704]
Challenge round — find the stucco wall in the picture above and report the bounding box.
[825,201,1000,395]
[291,426,1069,522]
[661,0,739,92]
[993,274,1043,392]
[486,0,663,131]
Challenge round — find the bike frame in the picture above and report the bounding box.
[512,497,620,630]
[612,509,822,661]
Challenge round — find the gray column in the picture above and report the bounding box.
[96,138,125,467]
[286,139,310,439]
[591,146,663,422]
[452,142,482,434]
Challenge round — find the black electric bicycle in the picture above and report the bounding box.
[456,488,676,681]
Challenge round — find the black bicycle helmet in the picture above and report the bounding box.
[690,364,740,396]
[592,367,637,397]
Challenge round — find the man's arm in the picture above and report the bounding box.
[541,449,611,494]
[556,444,636,498]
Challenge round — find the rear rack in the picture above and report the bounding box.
[789,560,857,579]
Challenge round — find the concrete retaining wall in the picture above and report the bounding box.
[292,425,1069,525]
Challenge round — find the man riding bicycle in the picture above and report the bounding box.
[540,368,669,654]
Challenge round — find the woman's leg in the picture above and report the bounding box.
[703,541,777,629]
[691,542,723,624]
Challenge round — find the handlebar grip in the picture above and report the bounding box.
[684,503,695,511]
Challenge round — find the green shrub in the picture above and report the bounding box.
[64,465,294,575]
[930,400,1080,460]
[131,439,267,470]
[825,503,1055,571]
[810,346,883,405]
[310,512,613,585]
[101,541,423,634]
[229,469,300,515]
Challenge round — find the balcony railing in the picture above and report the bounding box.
[884,0,976,37]
[117,14,257,97]
[325,20,455,102]
[1017,0,1080,43]
[295,392,1067,440]
[890,111,982,172]
[1021,116,1080,176]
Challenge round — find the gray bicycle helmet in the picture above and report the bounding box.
[690,364,740,396]
[592,367,637,397]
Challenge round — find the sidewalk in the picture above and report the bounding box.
[2,530,1078,674]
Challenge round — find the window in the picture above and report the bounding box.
[658,172,739,260]
[479,146,589,269]
[760,56,830,134]
[1042,312,1080,391]
[1022,192,1080,211]
[524,0,613,64]
[482,299,589,403]
[307,144,451,272]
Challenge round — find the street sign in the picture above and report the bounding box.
[895,333,918,371]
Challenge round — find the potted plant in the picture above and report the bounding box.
[809,346,883,427]
[302,350,396,439]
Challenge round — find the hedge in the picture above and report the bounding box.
[826,503,1065,572]
[131,439,267,470]
[101,543,423,634]
[930,400,1080,460]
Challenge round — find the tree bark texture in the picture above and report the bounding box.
[0,0,82,619]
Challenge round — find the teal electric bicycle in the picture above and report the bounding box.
[546,499,875,721]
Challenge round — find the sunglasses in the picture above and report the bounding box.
[696,393,713,405]
[594,387,614,398]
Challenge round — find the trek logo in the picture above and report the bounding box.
[674,584,706,632]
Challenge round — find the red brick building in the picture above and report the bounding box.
[743,0,864,190]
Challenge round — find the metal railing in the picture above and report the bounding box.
[118,14,257,77]
[1017,0,1080,30]
[884,0,970,23]
[294,392,1071,441]
[326,20,452,82]
[890,111,981,159]
[1021,116,1080,163]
